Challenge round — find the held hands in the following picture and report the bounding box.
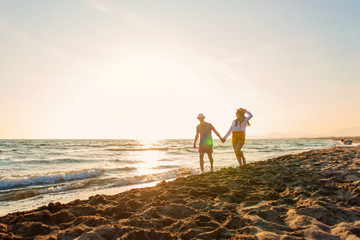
[221,138,226,143]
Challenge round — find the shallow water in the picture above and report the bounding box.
[0,138,336,215]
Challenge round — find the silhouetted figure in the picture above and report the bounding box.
[223,108,253,166]
[194,113,223,172]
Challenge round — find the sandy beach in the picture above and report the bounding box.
[1,145,360,240]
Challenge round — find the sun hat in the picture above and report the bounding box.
[197,113,205,118]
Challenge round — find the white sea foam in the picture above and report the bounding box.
[4,168,198,200]
[40,182,86,194]
[108,168,198,188]
[0,168,104,190]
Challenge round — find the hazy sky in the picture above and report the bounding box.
[1,0,359,139]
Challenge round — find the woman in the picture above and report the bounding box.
[222,108,253,166]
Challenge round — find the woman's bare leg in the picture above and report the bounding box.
[235,142,244,166]
[233,142,244,166]
[240,150,246,165]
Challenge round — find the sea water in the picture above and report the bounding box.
[0,138,337,215]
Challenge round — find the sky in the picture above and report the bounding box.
[0,0,359,139]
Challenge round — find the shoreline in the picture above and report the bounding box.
[0,138,337,217]
[1,145,360,239]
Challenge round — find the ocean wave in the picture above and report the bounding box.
[0,168,104,190]
[266,148,286,152]
[10,158,87,165]
[0,188,41,201]
[107,142,142,147]
[106,147,169,152]
[36,143,49,146]
[39,182,88,194]
[108,168,197,188]
[39,177,121,195]
[152,165,180,170]
[213,145,232,150]
[0,181,91,201]
[108,167,138,172]
[0,168,198,201]
[112,159,144,164]
[289,148,302,151]
[247,147,269,150]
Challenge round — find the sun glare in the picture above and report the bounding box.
[134,139,167,175]
[46,47,204,139]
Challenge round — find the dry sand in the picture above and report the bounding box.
[1,145,360,240]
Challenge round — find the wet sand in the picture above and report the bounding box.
[1,146,360,239]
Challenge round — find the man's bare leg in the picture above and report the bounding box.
[199,153,205,172]
[207,153,214,172]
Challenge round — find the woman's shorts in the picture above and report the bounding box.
[232,131,245,145]
[199,144,213,154]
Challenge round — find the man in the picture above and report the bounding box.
[193,113,223,172]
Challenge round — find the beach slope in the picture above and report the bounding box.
[1,146,360,239]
